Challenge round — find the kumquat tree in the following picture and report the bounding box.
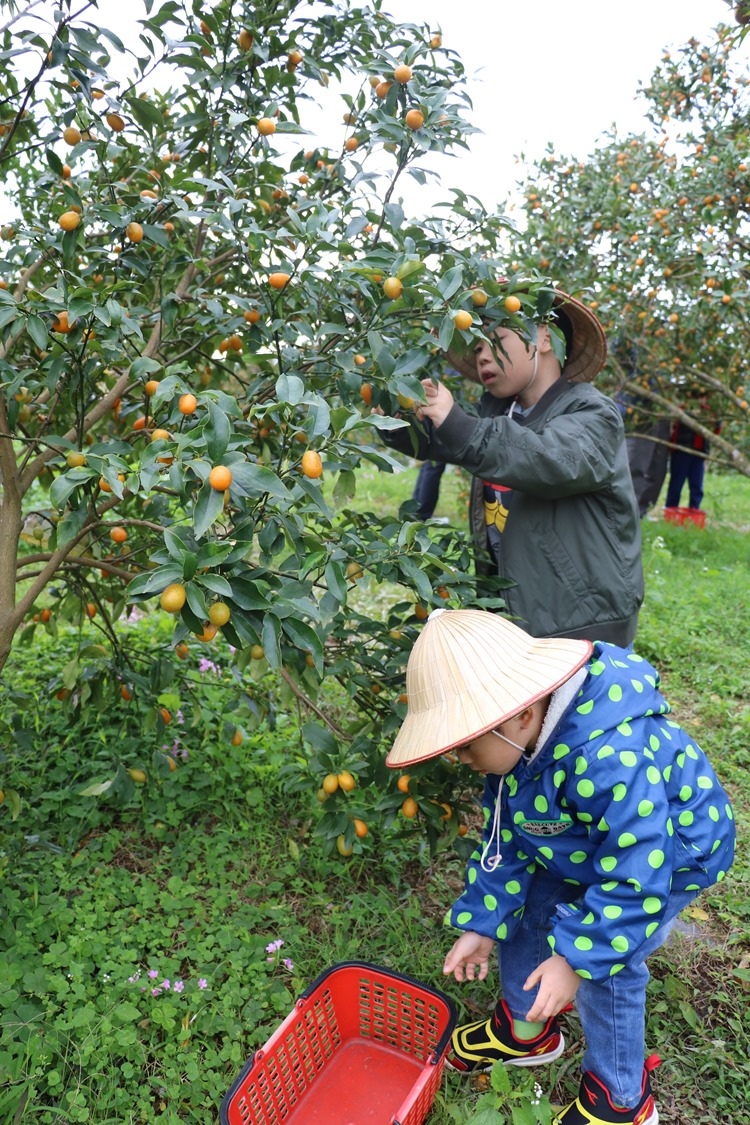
[0,0,524,850]
[507,16,750,474]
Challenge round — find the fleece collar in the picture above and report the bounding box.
[525,666,588,768]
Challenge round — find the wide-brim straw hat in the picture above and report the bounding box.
[447,289,607,385]
[386,609,593,769]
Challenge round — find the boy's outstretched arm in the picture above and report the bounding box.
[443,930,496,982]
[523,955,581,1021]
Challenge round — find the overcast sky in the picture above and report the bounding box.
[371,0,738,212]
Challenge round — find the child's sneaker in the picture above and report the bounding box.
[552,1056,661,1125]
[446,998,564,1073]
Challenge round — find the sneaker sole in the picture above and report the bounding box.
[551,1095,659,1125]
[445,1033,565,1074]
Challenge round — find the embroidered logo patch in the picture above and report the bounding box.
[521,817,573,837]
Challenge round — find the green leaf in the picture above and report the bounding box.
[324,560,347,602]
[46,149,64,176]
[125,94,166,133]
[127,564,185,598]
[437,265,464,301]
[193,480,224,539]
[261,613,281,669]
[302,722,338,755]
[398,555,433,601]
[79,778,115,797]
[196,573,233,597]
[56,501,89,548]
[204,402,231,462]
[26,314,49,350]
[230,462,288,501]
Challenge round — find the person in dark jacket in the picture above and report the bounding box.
[387,608,735,1125]
[665,412,720,512]
[381,285,643,646]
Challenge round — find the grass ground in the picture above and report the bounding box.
[0,465,748,1123]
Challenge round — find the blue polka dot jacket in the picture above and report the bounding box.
[449,642,735,982]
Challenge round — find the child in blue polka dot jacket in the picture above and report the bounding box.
[386,608,735,1125]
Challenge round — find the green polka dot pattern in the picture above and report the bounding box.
[446,643,734,983]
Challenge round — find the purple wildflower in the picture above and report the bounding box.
[266,939,284,954]
[174,981,184,993]
[148,970,158,979]
[197,978,208,990]
[283,959,294,971]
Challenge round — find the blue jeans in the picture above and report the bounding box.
[412,460,446,519]
[665,448,705,509]
[498,869,696,1107]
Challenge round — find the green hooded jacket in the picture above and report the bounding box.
[383,378,644,644]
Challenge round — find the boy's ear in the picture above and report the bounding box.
[536,325,554,354]
[515,705,538,729]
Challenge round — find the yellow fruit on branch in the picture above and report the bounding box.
[268,271,290,290]
[404,108,424,130]
[383,276,403,299]
[106,112,125,132]
[322,773,339,794]
[126,222,144,243]
[453,310,473,330]
[238,28,253,50]
[337,770,356,792]
[393,64,412,83]
[257,117,276,136]
[401,796,418,819]
[59,210,81,232]
[63,125,81,145]
[128,768,147,784]
[160,584,187,614]
[300,449,323,478]
[208,601,231,626]
[208,464,232,491]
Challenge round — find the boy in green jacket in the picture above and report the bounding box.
[381,281,643,645]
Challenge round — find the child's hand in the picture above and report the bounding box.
[522,955,581,1021]
[443,931,496,982]
[416,379,454,427]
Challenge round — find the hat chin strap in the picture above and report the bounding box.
[480,777,504,872]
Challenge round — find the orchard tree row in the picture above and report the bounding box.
[507,19,750,471]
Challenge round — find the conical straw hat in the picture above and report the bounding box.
[446,289,607,385]
[386,609,592,768]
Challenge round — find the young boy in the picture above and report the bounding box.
[379,283,643,646]
[386,608,735,1125]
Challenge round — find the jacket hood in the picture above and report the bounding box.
[524,642,669,777]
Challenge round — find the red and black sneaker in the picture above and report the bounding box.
[446,998,564,1074]
[553,1056,661,1125]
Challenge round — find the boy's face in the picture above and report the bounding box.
[454,722,525,776]
[473,327,542,399]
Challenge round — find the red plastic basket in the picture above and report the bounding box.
[220,961,457,1125]
[663,506,706,528]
